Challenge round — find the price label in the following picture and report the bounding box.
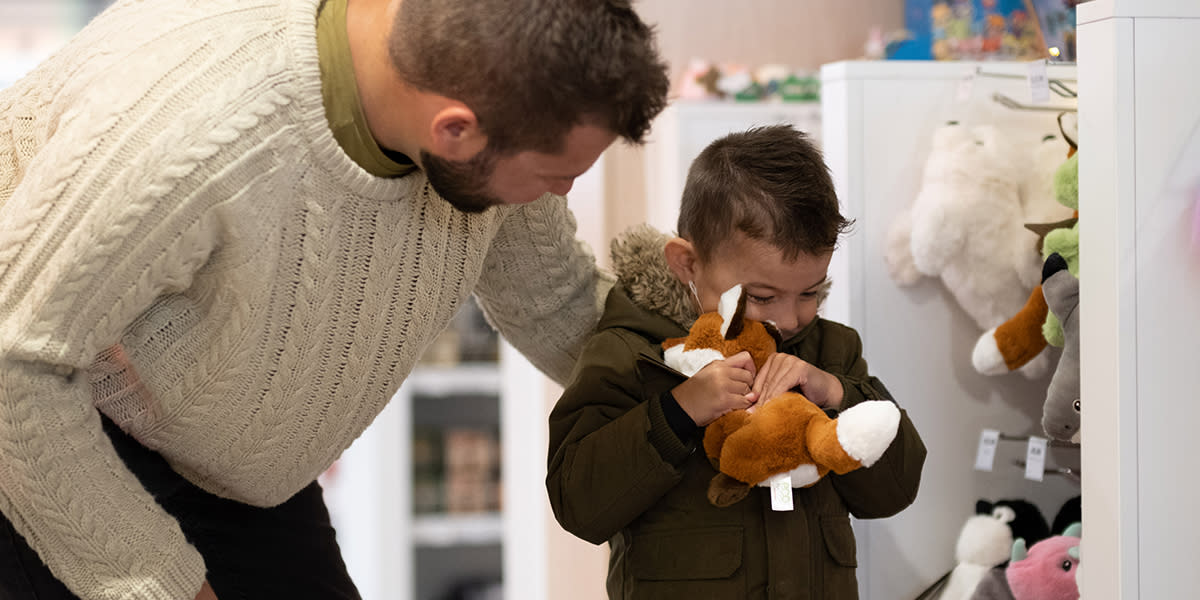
[1025,436,1048,481]
[1028,60,1050,104]
[770,475,794,511]
[975,429,1000,472]
[957,68,977,102]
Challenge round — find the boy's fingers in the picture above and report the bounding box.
[752,359,774,395]
[725,351,757,378]
[725,364,754,389]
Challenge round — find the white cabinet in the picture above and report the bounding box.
[323,305,543,600]
[1076,3,1200,599]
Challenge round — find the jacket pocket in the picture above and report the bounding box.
[630,526,743,580]
[820,516,858,567]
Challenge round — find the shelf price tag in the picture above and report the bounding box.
[956,67,977,102]
[1024,436,1048,481]
[974,429,1000,472]
[1028,60,1050,104]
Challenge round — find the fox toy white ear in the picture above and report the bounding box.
[717,285,745,338]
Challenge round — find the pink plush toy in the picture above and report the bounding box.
[1006,523,1081,600]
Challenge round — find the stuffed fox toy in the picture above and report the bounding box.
[662,285,901,507]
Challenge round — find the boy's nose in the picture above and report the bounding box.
[772,314,800,337]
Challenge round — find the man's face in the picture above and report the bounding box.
[422,123,617,213]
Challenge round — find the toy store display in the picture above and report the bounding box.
[972,125,1078,379]
[884,94,1088,447]
[884,119,1074,347]
[914,499,1051,600]
[892,0,1080,62]
[915,496,1081,600]
[676,58,820,103]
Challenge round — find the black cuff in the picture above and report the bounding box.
[660,390,699,442]
[646,391,695,465]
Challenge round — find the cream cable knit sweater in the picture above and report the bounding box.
[0,0,612,598]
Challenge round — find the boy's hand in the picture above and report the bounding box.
[752,353,844,409]
[670,351,758,426]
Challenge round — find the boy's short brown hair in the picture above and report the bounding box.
[677,124,853,261]
[389,0,669,155]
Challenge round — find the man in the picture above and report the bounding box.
[0,0,669,598]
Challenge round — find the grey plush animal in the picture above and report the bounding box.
[1041,253,1080,443]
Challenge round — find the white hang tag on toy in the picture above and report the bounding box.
[1027,60,1050,104]
[770,475,794,511]
[956,68,976,102]
[1024,436,1048,481]
[974,429,1000,472]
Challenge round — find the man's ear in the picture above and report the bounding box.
[663,237,699,283]
[428,104,487,161]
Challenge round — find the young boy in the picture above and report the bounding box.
[546,125,926,599]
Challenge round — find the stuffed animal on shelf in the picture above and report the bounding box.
[931,499,1052,600]
[662,285,901,507]
[885,122,1053,332]
[967,521,1082,600]
[1006,523,1082,600]
[677,58,723,100]
[1050,496,1081,538]
[973,149,1079,377]
[1040,253,1081,443]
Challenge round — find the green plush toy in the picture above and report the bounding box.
[1041,153,1079,347]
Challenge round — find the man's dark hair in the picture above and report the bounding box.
[389,0,669,154]
[678,124,853,261]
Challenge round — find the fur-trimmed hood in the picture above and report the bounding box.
[609,224,697,330]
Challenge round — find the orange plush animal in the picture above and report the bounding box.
[663,285,901,507]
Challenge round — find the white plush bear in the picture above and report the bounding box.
[886,122,1068,333]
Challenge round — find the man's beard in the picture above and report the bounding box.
[420,147,503,214]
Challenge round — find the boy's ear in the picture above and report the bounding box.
[428,104,487,162]
[664,237,699,282]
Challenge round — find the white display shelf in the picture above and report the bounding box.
[411,512,503,548]
[405,363,501,396]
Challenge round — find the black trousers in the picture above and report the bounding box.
[0,416,361,600]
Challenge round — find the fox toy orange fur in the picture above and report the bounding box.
[663,285,901,507]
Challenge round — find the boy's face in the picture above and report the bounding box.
[691,232,833,341]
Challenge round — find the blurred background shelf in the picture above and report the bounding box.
[406,364,501,397]
[411,513,504,548]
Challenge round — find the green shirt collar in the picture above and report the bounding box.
[316,0,415,178]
